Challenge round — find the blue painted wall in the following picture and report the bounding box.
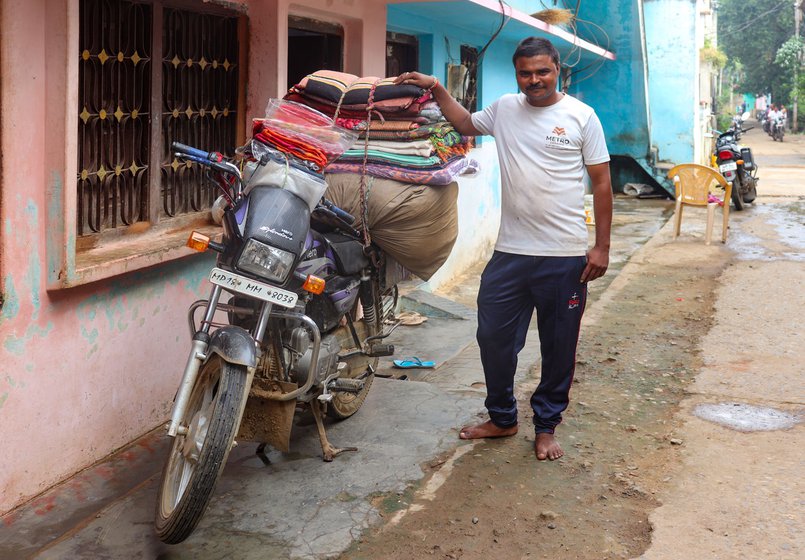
[574,0,652,160]
[644,0,698,163]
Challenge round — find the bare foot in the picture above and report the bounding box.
[459,420,518,440]
[535,433,564,461]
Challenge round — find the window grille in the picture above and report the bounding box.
[161,7,239,218]
[78,0,152,235]
[77,0,240,236]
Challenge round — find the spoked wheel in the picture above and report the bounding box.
[155,356,248,543]
[327,285,391,420]
[327,364,376,420]
[731,176,745,211]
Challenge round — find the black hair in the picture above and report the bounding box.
[512,37,560,67]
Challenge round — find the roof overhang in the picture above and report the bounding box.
[388,0,616,63]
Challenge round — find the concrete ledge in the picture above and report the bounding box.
[400,289,475,321]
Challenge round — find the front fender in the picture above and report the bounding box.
[208,326,257,368]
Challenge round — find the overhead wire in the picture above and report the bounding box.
[715,0,790,37]
[564,15,611,86]
[453,0,511,110]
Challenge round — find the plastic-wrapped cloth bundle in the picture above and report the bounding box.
[324,174,458,280]
[251,99,358,172]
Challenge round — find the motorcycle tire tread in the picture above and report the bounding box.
[155,358,248,544]
[731,175,745,211]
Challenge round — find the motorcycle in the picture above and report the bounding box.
[714,127,758,211]
[154,138,403,544]
[730,111,749,140]
[770,114,785,142]
[759,108,771,135]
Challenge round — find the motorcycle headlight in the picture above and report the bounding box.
[237,238,295,283]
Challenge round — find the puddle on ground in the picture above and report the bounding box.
[693,402,801,432]
[731,203,805,262]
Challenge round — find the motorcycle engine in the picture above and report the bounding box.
[287,331,341,385]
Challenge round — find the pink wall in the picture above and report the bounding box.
[244,0,388,118]
[0,0,390,515]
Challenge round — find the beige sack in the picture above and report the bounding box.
[324,174,458,280]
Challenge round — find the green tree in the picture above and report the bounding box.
[717,0,796,102]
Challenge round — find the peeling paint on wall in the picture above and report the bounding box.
[24,199,42,319]
[80,326,99,345]
[46,171,64,284]
[2,322,54,356]
[1,276,20,321]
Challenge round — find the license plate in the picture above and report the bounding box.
[719,161,737,172]
[208,267,298,308]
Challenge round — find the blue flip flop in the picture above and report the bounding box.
[392,357,435,369]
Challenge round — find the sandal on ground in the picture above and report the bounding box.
[392,357,435,369]
[395,311,428,326]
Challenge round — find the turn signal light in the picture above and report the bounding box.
[187,231,210,252]
[302,274,326,295]
[736,159,744,165]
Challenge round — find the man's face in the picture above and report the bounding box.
[515,55,560,107]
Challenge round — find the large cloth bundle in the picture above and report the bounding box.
[324,174,458,280]
[285,69,477,187]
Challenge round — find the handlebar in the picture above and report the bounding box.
[172,142,213,161]
[320,199,356,225]
[171,141,236,175]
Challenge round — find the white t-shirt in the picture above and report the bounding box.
[471,93,609,256]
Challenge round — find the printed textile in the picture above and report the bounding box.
[338,149,444,168]
[283,92,428,120]
[325,157,478,186]
[294,70,425,105]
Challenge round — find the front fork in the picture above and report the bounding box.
[167,285,224,437]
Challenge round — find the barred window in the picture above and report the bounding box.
[77,0,243,238]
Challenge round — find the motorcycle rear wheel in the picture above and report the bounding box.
[742,176,757,203]
[155,356,248,544]
[731,176,745,211]
[328,360,376,419]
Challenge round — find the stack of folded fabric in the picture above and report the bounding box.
[249,98,356,174]
[285,70,478,186]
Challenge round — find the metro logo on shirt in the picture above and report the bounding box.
[552,126,566,136]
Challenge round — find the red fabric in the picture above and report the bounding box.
[252,121,329,171]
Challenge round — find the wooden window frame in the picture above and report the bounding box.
[46,0,247,289]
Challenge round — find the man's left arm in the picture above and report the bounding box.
[581,162,612,283]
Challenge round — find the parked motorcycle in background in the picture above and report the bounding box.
[154,101,404,544]
[730,111,748,140]
[713,121,758,211]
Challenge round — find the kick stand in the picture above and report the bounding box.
[310,399,358,462]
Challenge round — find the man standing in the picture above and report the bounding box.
[396,37,612,461]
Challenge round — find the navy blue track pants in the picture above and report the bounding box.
[476,251,587,434]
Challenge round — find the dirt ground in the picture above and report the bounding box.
[337,246,725,560]
[337,128,803,560]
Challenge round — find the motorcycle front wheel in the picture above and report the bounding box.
[155,355,248,544]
